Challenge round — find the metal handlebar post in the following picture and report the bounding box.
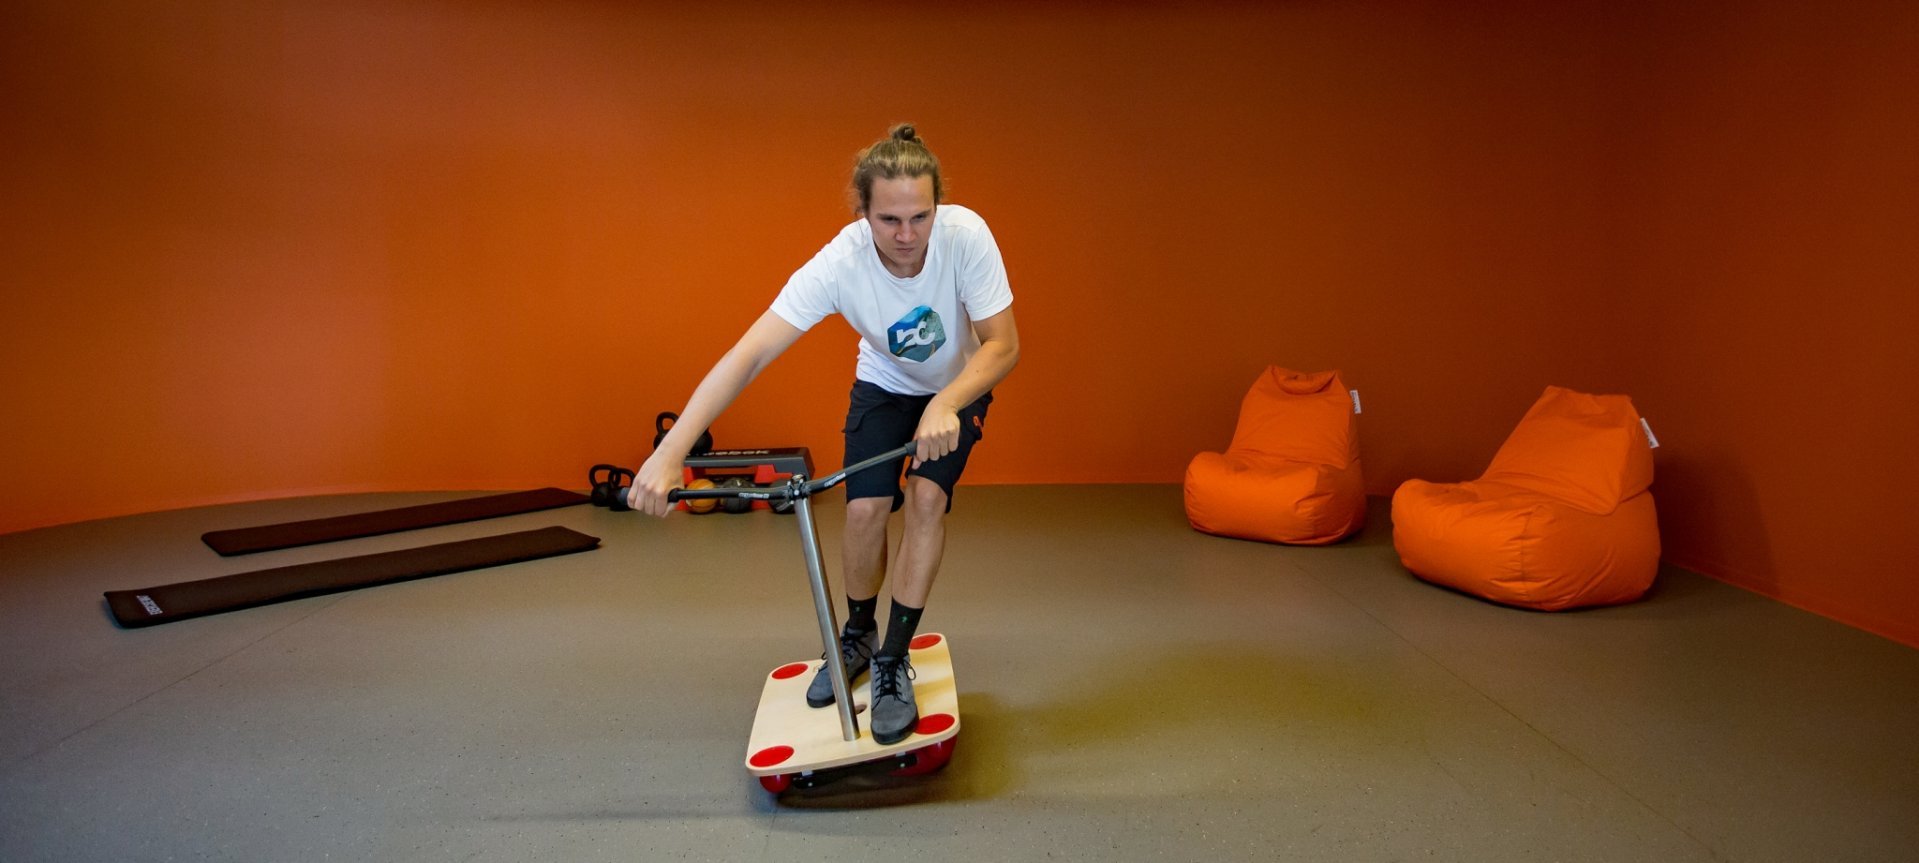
[789,480,858,741]
[667,441,918,742]
[791,441,916,741]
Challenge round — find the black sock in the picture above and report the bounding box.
[879,600,923,659]
[846,596,878,633]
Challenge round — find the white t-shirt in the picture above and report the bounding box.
[770,204,1014,397]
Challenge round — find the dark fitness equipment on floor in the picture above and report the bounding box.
[588,464,635,511]
[108,527,601,628]
[201,488,591,556]
[592,449,813,515]
[682,447,814,513]
[718,477,754,514]
[666,441,959,795]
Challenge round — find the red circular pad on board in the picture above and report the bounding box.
[915,713,956,735]
[771,662,809,680]
[909,634,943,650]
[749,746,794,768]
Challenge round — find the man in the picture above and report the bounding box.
[630,124,1019,744]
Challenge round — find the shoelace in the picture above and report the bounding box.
[820,630,874,666]
[871,657,916,703]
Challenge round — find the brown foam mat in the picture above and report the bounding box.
[201,488,590,556]
[109,526,600,628]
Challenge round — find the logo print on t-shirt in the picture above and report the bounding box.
[888,305,946,363]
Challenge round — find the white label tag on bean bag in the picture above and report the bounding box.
[1640,417,1660,449]
[1350,389,1363,415]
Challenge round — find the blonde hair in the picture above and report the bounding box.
[851,123,943,214]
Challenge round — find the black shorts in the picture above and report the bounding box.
[842,380,992,512]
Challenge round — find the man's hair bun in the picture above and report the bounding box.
[851,123,943,213]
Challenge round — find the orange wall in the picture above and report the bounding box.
[2,2,1913,645]
[1602,1,1919,647]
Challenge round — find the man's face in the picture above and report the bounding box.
[865,175,937,277]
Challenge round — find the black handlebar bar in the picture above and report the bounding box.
[665,441,919,503]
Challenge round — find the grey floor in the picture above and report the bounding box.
[2,486,1915,862]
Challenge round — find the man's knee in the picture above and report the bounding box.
[847,495,893,529]
[904,477,949,523]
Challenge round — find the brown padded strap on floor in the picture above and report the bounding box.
[107,526,600,628]
[201,488,590,556]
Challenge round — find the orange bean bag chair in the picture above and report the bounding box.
[1185,366,1365,545]
[1391,386,1659,611]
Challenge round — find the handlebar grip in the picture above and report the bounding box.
[666,487,736,501]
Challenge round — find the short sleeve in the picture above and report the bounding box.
[769,245,842,331]
[957,219,1014,322]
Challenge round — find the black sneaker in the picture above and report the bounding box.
[869,654,918,745]
[806,627,877,708]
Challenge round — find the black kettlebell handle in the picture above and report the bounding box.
[588,463,635,510]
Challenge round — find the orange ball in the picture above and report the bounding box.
[682,478,718,514]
